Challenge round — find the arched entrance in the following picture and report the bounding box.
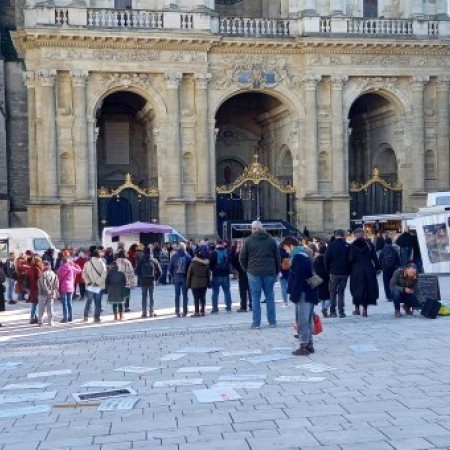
[215,92,295,235]
[96,91,159,233]
[348,92,402,220]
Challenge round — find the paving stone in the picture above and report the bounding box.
[387,437,436,450]
[339,442,394,450]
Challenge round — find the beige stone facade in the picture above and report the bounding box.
[6,0,450,244]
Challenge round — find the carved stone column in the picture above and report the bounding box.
[165,72,183,199]
[87,115,99,241]
[330,75,348,195]
[411,76,429,192]
[71,70,89,199]
[24,71,37,200]
[35,69,58,199]
[436,76,450,189]
[303,75,321,195]
[194,73,212,199]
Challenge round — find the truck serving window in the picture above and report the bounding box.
[34,238,51,251]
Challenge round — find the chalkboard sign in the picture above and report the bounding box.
[418,274,441,302]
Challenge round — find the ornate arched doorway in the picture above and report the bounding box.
[95,90,159,233]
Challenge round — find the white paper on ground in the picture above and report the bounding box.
[175,347,222,354]
[159,354,187,361]
[1,383,51,390]
[97,397,139,411]
[193,387,241,403]
[272,347,292,351]
[177,367,222,373]
[0,391,57,404]
[0,404,51,419]
[0,362,24,371]
[81,381,132,388]
[72,388,137,402]
[350,344,379,353]
[213,381,265,389]
[27,369,73,378]
[114,366,159,374]
[295,364,337,373]
[222,350,263,357]
[241,354,292,364]
[218,374,267,382]
[153,378,203,388]
[274,376,326,383]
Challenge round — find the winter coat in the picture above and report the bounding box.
[105,269,126,304]
[57,262,81,294]
[82,257,107,289]
[287,250,318,304]
[396,232,415,249]
[159,250,170,267]
[231,249,245,275]
[379,245,400,271]
[27,265,42,303]
[15,258,30,293]
[324,238,350,276]
[186,257,211,289]
[74,257,88,284]
[116,257,135,288]
[348,238,380,305]
[135,256,162,287]
[3,260,16,279]
[389,268,424,303]
[37,269,59,300]
[279,247,290,280]
[313,254,330,301]
[169,250,192,280]
[210,246,231,277]
[239,231,281,277]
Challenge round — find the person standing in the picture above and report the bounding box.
[279,246,290,308]
[74,250,88,301]
[105,262,127,321]
[210,240,232,313]
[27,256,43,324]
[231,241,252,312]
[239,221,280,329]
[186,249,211,317]
[0,265,5,313]
[169,243,191,317]
[57,251,81,323]
[324,229,350,318]
[282,236,318,356]
[396,227,414,267]
[115,249,135,313]
[37,261,59,326]
[313,244,331,318]
[135,247,161,318]
[82,249,107,323]
[4,252,17,305]
[378,237,401,301]
[348,228,380,317]
[159,245,170,285]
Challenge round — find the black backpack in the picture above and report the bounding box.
[382,247,399,271]
[421,299,441,319]
[140,258,155,279]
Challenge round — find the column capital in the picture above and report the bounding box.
[165,72,183,89]
[302,74,322,89]
[330,75,348,88]
[193,73,212,90]
[411,75,430,89]
[23,71,36,88]
[36,69,57,87]
[70,70,89,87]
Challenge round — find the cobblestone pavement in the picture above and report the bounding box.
[1,278,450,450]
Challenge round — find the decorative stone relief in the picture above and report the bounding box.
[70,70,89,86]
[181,109,195,118]
[330,75,349,88]
[411,75,430,89]
[351,55,410,67]
[356,77,401,92]
[302,75,322,89]
[165,72,183,89]
[36,69,57,86]
[97,72,155,91]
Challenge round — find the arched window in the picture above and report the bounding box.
[363,0,378,17]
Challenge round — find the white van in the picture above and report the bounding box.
[0,228,55,259]
[101,227,187,251]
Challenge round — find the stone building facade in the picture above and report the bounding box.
[4,0,450,244]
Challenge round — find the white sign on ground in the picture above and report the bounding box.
[241,354,292,364]
[153,379,204,388]
[274,376,326,383]
[295,364,337,373]
[0,391,57,404]
[350,344,379,353]
[159,354,187,361]
[1,383,51,390]
[0,362,24,371]
[0,405,51,418]
[176,347,222,354]
[218,374,267,382]
[193,387,241,403]
[81,381,132,388]
[177,367,222,373]
[98,397,140,411]
[213,381,265,389]
[27,369,73,378]
[114,366,159,374]
[222,350,263,357]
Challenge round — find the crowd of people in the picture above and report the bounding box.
[0,225,425,351]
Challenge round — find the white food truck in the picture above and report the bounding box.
[0,228,55,259]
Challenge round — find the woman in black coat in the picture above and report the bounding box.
[105,262,126,321]
[313,244,330,318]
[348,229,380,317]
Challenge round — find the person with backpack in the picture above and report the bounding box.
[168,243,191,317]
[135,247,162,318]
[210,240,232,313]
[378,237,401,301]
[37,261,59,326]
[4,252,17,305]
[186,249,211,317]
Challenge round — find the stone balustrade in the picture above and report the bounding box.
[23,6,450,38]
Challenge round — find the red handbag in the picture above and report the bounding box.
[312,313,323,335]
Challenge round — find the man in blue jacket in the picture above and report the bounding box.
[210,240,232,313]
[169,243,191,317]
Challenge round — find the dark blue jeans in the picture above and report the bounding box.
[141,286,155,314]
[84,290,102,319]
[392,289,421,312]
[247,274,277,327]
[382,269,396,301]
[174,276,188,315]
[211,276,232,312]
